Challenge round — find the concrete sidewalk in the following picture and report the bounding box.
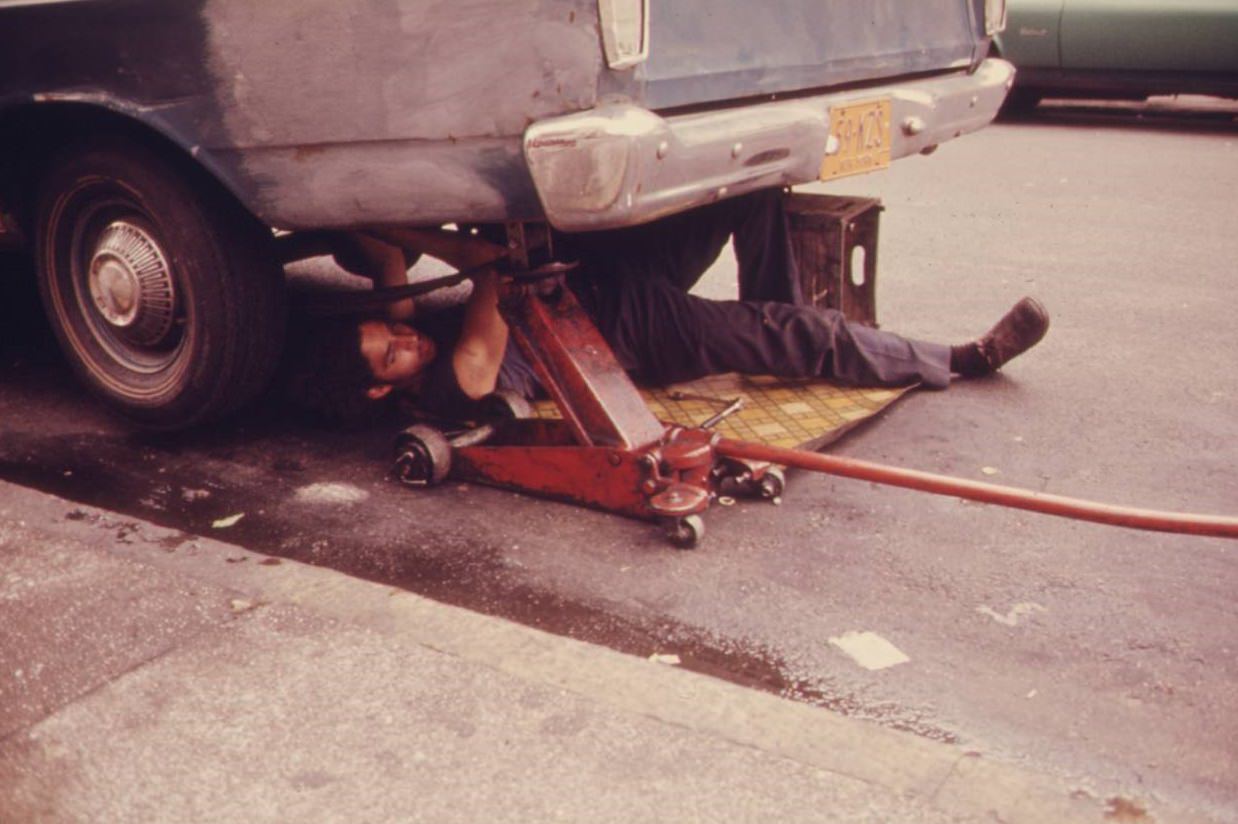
[0,481,1190,823]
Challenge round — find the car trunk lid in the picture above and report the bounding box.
[641,0,981,110]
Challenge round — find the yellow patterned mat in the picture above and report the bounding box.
[533,373,915,450]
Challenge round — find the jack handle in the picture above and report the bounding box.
[716,438,1238,540]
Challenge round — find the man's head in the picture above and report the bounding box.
[356,319,437,399]
[283,317,437,424]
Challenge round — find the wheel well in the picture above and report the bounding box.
[0,103,259,244]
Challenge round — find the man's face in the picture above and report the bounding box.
[359,319,437,389]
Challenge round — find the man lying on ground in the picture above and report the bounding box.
[283,191,1049,424]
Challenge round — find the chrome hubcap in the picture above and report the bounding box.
[87,220,176,346]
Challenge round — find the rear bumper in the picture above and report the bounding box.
[525,58,1015,232]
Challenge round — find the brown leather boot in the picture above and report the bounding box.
[974,297,1050,373]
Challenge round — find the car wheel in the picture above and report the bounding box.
[35,138,286,428]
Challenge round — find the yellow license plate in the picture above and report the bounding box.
[819,99,892,181]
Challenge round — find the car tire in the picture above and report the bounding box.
[34,137,286,428]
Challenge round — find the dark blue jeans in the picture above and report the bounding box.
[556,188,805,304]
[501,189,951,396]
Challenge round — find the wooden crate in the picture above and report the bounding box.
[784,192,882,327]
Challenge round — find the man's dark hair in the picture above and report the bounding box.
[281,316,394,426]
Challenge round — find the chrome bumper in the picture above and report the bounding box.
[524,58,1015,231]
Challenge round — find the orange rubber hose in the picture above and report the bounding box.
[716,439,1238,540]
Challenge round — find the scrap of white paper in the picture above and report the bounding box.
[828,631,910,671]
[976,602,1047,627]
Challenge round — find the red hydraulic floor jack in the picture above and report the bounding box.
[392,263,761,547]
[390,260,1238,548]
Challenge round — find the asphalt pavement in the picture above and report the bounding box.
[2,97,1236,822]
[0,479,1191,823]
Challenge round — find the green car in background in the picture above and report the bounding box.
[995,0,1238,111]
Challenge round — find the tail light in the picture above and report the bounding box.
[597,0,650,69]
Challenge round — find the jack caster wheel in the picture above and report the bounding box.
[664,514,705,550]
[758,467,786,500]
[393,424,451,487]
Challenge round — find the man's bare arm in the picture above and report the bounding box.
[451,268,508,399]
[367,227,510,400]
[350,234,416,320]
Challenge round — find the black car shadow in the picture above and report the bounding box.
[998,96,1238,135]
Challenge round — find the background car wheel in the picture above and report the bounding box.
[35,137,285,428]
